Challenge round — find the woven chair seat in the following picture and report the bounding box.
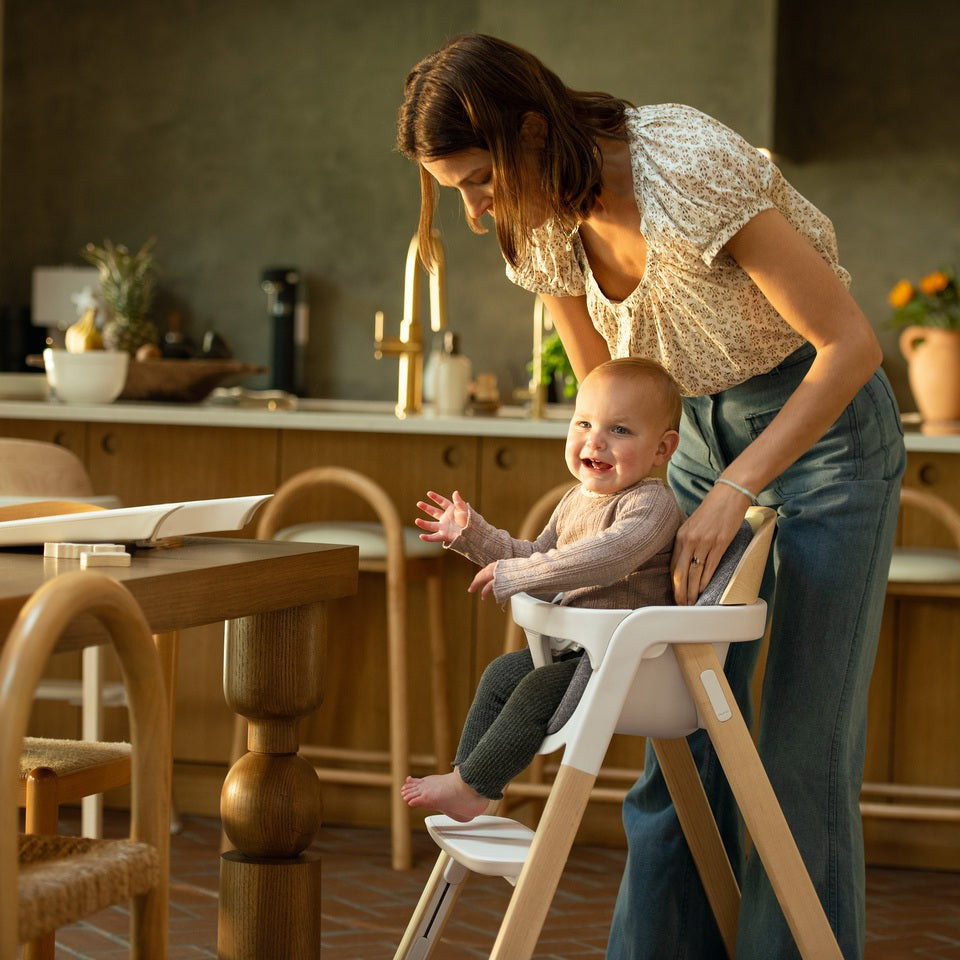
[17,833,159,943]
[19,738,131,780]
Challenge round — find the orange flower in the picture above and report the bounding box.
[919,271,949,296]
[888,279,915,309]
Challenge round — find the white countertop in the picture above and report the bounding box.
[0,397,574,440]
[0,399,957,452]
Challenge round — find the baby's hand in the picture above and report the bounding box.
[415,489,470,544]
[468,562,497,600]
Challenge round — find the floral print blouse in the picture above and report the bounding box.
[505,103,850,396]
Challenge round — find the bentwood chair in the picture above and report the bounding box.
[0,571,171,960]
[861,486,960,823]
[395,506,843,960]
[229,465,451,870]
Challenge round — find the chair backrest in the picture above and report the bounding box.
[542,506,775,735]
[0,572,170,956]
[0,439,93,498]
[256,465,405,560]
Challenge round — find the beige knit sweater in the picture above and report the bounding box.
[452,477,683,611]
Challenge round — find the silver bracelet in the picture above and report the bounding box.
[715,477,758,502]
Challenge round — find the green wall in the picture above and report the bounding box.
[1,0,956,411]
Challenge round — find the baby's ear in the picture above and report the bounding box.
[656,429,680,464]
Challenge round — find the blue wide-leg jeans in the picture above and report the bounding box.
[606,344,906,960]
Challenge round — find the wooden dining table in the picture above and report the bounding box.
[0,535,358,959]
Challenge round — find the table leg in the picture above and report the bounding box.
[218,602,325,960]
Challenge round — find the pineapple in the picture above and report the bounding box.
[81,238,159,355]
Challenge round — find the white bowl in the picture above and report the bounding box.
[43,348,130,404]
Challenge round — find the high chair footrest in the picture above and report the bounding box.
[425,815,535,878]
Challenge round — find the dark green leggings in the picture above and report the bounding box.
[454,647,583,799]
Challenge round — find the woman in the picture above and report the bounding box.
[397,33,905,960]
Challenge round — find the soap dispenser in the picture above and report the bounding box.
[434,331,472,416]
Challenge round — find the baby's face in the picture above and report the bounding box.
[564,374,675,494]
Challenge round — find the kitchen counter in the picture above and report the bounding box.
[0,398,956,451]
[0,397,574,439]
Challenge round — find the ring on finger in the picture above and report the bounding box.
[690,556,701,567]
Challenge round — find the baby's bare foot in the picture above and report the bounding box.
[400,771,489,822]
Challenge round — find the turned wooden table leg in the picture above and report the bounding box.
[218,602,326,960]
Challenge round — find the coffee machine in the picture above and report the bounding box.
[260,266,301,393]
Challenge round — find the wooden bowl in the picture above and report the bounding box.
[119,358,266,402]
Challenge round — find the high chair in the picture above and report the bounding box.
[0,570,171,960]
[395,506,843,960]
[231,465,450,870]
[861,486,960,823]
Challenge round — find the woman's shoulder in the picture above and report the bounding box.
[628,103,761,167]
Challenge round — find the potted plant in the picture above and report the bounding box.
[82,238,160,355]
[535,331,578,403]
[889,267,960,428]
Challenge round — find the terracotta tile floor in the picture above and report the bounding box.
[43,810,960,958]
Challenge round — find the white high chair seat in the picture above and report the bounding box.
[395,506,844,960]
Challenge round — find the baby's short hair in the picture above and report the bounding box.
[587,357,683,430]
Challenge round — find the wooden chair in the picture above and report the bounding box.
[0,438,180,845]
[230,465,451,870]
[395,506,844,960]
[861,486,960,823]
[0,570,171,960]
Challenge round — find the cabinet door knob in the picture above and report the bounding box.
[100,433,119,455]
[442,445,462,469]
[494,446,515,470]
[918,462,940,486]
[52,430,69,447]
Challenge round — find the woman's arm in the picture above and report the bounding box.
[672,207,883,603]
[540,293,611,381]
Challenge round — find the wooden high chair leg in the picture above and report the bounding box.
[674,643,842,960]
[652,736,740,957]
[425,570,451,773]
[489,764,597,960]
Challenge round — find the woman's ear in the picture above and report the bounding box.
[520,112,548,149]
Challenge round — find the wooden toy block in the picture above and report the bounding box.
[79,550,131,568]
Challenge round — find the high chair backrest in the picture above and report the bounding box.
[510,506,776,773]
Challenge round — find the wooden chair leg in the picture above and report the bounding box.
[22,934,55,960]
[674,643,842,960]
[489,764,596,960]
[425,570,451,773]
[386,569,412,871]
[24,767,59,835]
[652,736,739,958]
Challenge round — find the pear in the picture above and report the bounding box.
[65,307,103,352]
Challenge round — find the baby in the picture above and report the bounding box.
[402,357,684,821]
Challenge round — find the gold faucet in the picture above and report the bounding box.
[528,295,548,420]
[374,230,447,418]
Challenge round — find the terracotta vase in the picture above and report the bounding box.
[899,326,960,429]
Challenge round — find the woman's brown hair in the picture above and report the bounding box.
[397,34,631,269]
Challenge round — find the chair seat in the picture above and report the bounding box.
[273,521,444,561]
[17,833,159,942]
[19,738,131,780]
[889,547,960,583]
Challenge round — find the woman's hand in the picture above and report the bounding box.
[468,561,497,599]
[415,489,470,544]
[671,483,751,605]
